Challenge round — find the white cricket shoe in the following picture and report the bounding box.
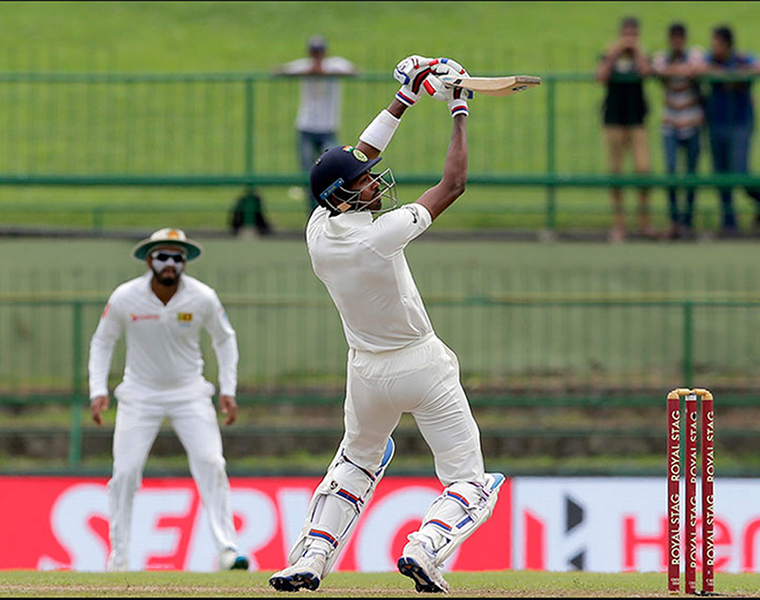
[397,538,450,594]
[218,547,250,571]
[106,555,128,572]
[269,549,326,592]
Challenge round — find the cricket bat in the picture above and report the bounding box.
[439,75,542,97]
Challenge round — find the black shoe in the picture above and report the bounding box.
[397,557,447,594]
[269,572,321,592]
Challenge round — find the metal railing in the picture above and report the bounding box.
[1,71,760,231]
[2,293,760,467]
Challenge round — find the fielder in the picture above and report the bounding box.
[269,56,505,594]
[88,228,249,572]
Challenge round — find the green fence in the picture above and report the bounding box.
[5,261,760,399]
[4,261,760,466]
[1,71,760,231]
[5,295,760,398]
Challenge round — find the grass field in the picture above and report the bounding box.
[3,237,760,395]
[2,570,760,598]
[1,184,756,235]
[6,236,760,290]
[2,2,759,74]
[1,2,760,232]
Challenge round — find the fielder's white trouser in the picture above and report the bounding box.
[107,381,238,571]
[291,334,488,573]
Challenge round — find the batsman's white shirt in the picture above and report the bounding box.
[89,271,238,400]
[307,204,435,353]
[307,204,485,486]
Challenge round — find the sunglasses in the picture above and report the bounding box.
[151,251,186,263]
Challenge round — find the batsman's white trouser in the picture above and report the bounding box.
[107,381,237,571]
[344,334,485,485]
[344,335,499,568]
[286,334,485,577]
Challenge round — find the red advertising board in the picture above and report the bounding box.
[4,476,757,574]
[0,476,512,572]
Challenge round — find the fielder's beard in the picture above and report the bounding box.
[152,263,184,286]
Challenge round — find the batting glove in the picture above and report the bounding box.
[393,55,436,107]
[425,58,473,117]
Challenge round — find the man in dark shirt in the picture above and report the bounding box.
[695,25,760,235]
[596,16,654,242]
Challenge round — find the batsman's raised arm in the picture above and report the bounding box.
[414,113,467,221]
[355,55,436,160]
[413,58,472,221]
[354,55,470,220]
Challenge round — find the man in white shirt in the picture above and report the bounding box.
[269,56,505,594]
[88,228,249,572]
[273,35,358,213]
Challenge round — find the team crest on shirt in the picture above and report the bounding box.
[177,312,193,326]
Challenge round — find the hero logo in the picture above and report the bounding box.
[512,479,760,574]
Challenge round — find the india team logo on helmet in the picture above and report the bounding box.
[343,146,369,163]
[310,146,399,215]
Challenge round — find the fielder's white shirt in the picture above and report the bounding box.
[88,272,238,399]
[306,204,434,353]
[280,57,355,133]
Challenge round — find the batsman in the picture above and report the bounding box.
[269,55,505,594]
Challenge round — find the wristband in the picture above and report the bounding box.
[396,87,420,107]
[449,99,469,118]
[359,109,401,152]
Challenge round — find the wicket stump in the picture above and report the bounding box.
[667,388,715,595]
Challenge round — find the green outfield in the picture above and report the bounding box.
[5,235,760,286]
[0,2,759,232]
[1,570,759,598]
[2,237,760,397]
[0,184,751,235]
[3,1,758,73]
[0,571,760,598]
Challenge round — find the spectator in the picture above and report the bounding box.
[652,23,705,240]
[273,35,358,214]
[694,25,760,236]
[596,16,655,242]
